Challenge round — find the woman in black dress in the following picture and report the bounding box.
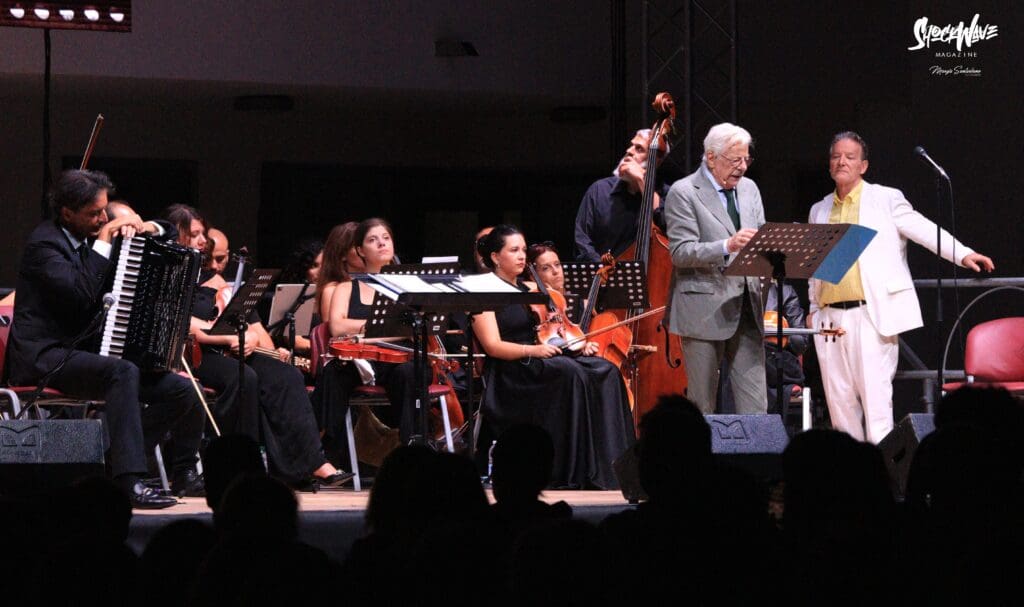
[475,225,635,489]
[163,204,353,488]
[313,218,419,464]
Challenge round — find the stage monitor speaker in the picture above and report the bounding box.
[0,419,105,495]
[613,414,789,502]
[877,413,934,498]
[707,414,789,481]
[612,443,644,503]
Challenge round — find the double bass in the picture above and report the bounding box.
[610,92,687,430]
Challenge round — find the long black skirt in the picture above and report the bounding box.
[482,355,635,489]
[194,351,324,485]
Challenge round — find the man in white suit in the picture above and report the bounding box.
[664,123,766,414]
[807,131,994,443]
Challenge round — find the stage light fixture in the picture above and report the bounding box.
[0,2,131,31]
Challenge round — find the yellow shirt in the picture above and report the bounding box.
[819,180,866,304]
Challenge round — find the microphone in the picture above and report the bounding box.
[913,146,949,179]
[102,293,117,312]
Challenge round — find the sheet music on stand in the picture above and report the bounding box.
[205,268,280,336]
[562,260,648,309]
[351,269,547,452]
[361,263,462,338]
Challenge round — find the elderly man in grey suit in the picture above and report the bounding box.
[663,123,767,414]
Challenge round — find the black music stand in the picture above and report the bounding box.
[725,222,875,415]
[266,283,316,365]
[562,260,648,310]
[206,269,280,412]
[356,272,546,454]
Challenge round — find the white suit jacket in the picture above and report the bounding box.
[807,181,974,337]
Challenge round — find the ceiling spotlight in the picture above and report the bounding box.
[1,1,131,31]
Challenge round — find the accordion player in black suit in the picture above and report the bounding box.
[6,170,203,509]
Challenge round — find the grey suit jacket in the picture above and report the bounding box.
[663,166,766,340]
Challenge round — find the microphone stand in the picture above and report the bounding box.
[16,299,111,419]
[934,174,945,405]
[916,148,952,405]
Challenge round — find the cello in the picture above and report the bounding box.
[610,92,687,430]
[577,253,636,409]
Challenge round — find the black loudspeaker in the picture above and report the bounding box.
[877,413,934,498]
[707,414,789,481]
[613,414,790,502]
[0,420,106,494]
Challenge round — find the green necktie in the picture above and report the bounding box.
[723,188,740,230]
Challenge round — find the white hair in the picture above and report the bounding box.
[702,122,752,157]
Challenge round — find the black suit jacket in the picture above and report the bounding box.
[6,220,111,383]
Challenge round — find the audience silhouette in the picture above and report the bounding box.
[2,386,1019,605]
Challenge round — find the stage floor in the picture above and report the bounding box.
[132,489,631,516]
[128,490,635,560]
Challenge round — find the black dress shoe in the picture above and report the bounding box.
[314,470,356,488]
[171,469,206,498]
[128,481,178,510]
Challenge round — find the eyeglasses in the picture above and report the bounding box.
[719,154,754,167]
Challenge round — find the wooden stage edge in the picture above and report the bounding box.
[132,489,633,517]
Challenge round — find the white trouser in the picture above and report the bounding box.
[814,305,898,443]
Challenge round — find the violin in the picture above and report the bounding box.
[329,339,412,364]
[329,334,466,446]
[527,265,585,353]
[763,310,845,348]
[427,335,466,445]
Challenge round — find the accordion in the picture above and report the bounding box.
[98,235,201,372]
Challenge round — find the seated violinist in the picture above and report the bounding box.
[525,241,583,325]
[313,218,423,463]
[473,225,635,490]
[162,204,353,488]
[316,221,363,323]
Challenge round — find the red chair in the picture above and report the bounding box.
[311,323,458,490]
[0,304,95,418]
[943,317,1024,396]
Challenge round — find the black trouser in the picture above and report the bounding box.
[39,349,203,478]
[195,350,325,484]
[311,359,420,464]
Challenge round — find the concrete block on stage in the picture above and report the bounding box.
[0,419,105,494]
